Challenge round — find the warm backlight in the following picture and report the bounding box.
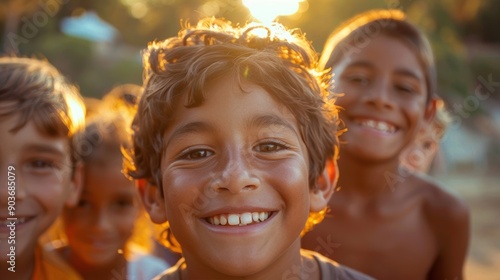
[242,0,303,23]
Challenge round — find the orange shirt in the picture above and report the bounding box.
[32,245,82,280]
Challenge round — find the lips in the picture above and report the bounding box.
[0,216,35,235]
[207,211,272,226]
[86,238,114,249]
[0,216,33,226]
[353,118,397,133]
[78,236,116,251]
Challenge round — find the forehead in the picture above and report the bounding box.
[168,77,299,132]
[338,35,425,78]
[0,114,70,158]
[83,163,136,196]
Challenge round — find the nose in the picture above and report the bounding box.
[362,77,395,110]
[210,148,260,194]
[91,208,113,232]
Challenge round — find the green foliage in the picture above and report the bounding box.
[1,0,498,113]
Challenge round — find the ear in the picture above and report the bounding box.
[136,178,147,197]
[65,162,83,207]
[424,98,437,123]
[310,159,338,212]
[141,181,168,224]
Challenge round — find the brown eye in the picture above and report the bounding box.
[395,84,415,94]
[255,141,288,153]
[76,199,90,208]
[181,149,214,160]
[115,198,134,209]
[347,76,369,86]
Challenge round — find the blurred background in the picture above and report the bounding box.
[1,0,498,279]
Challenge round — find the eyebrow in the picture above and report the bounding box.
[166,114,298,145]
[166,121,215,146]
[346,60,423,81]
[345,61,373,69]
[23,143,66,157]
[80,188,135,197]
[248,114,298,136]
[394,68,423,82]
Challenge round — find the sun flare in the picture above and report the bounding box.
[242,0,304,23]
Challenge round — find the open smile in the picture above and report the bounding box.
[353,118,398,133]
[0,216,35,234]
[206,211,273,226]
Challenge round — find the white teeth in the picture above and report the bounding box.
[367,120,376,128]
[356,119,396,133]
[220,215,227,225]
[228,214,240,225]
[208,211,271,226]
[259,212,268,221]
[1,217,28,226]
[252,212,260,222]
[378,122,389,131]
[240,213,252,225]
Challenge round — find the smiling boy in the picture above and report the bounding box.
[0,57,85,280]
[125,18,373,280]
[301,10,470,280]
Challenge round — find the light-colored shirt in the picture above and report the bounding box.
[153,249,374,280]
[128,249,170,280]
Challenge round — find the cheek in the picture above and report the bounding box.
[62,221,83,246]
[405,98,427,118]
[264,159,310,205]
[31,171,73,202]
[116,216,137,238]
[62,211,87,235]
[162,169,211,215]
[332,86,356,107]
[31,184,67,214]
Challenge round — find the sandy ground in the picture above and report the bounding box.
[436,172,500,280]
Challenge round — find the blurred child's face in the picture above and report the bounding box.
[0,114,80,262]
[331,35,429,161]
[400,125,439,173]
[63,159,139,266]
[147,77,327,276]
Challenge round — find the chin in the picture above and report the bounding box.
[202,251,271,277]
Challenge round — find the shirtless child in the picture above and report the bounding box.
[302,10,470,280]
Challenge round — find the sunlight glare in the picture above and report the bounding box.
[243,0,303,23]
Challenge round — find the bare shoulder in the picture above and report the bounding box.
[404,174,470,278]
[410,174,470,230]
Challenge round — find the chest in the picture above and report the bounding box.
[303,197,438,279]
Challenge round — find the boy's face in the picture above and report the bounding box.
[62,159,140,266]
[0,114,81,261]
[145,77,330,276]
[332,35,432,162]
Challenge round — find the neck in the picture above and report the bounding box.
[337,152,404,196]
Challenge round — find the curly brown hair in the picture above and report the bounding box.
[124,18,339,251]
